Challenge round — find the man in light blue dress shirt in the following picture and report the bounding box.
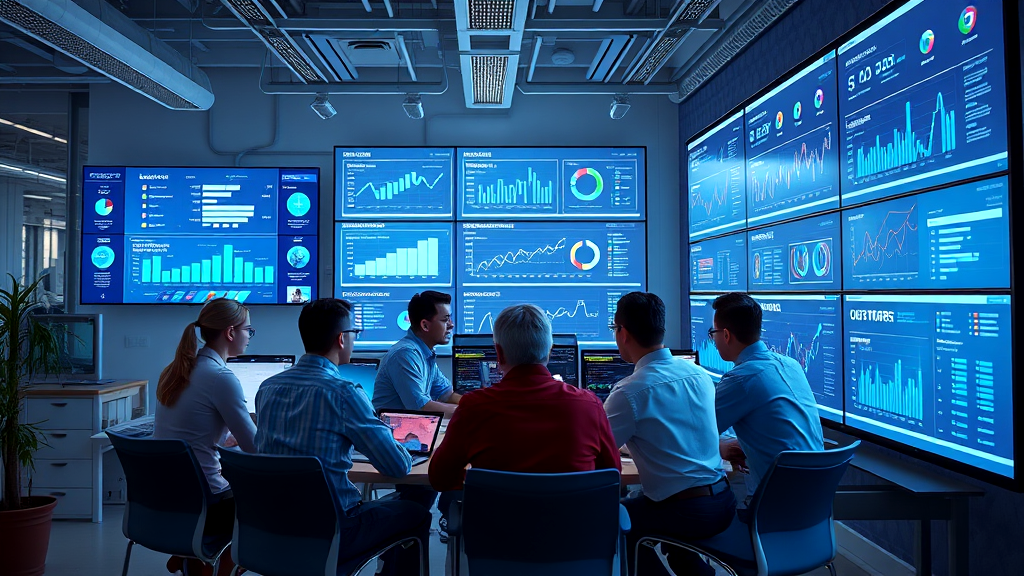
[373,290,463,541]
[711,293,824,492]
[605,292,735,576]
[256,298,430,575]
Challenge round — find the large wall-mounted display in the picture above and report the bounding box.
[82,166,319,305]
[683,0,1016,486]
[335,147,454,219]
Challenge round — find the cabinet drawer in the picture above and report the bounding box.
[28,460,92,489]
[39,489,93,518]
[35,430,93,460]
[26,398,93,430]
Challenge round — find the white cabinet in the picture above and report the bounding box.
[23,381,147,522]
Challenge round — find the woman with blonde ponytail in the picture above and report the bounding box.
[154,298,257,576]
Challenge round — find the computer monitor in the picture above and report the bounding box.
[452,333,579,393]
[226,355,295,412]
[672,349,699,364]
[339,357,381,400]
[30,313,103,381]
[580,349,700,400]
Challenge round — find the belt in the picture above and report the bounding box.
[663,478,730,502]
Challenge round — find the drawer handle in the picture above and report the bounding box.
[50,402,68,407]
[50,433,68,438]
[50,462,69,467]
[49,492,67,497]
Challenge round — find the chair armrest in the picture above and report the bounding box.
[448,499,463,536]
[619,503,631,534]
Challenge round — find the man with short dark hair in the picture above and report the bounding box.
[373,291,462,539]
[429,303,620,490]
[256,298,429,575]
[711,292,824,492]
[605,292,734,576]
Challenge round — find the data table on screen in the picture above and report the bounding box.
[844,294,1013,478]
[336,148,454,218]
[336,222,453,287]
[458,222,645,286]
[688,111,747,241]
[745,51,841,226]
[689,233,747,292]
[689,295,732,379]
[754,294,843,421]
[458,148,645,220]
[842,176,1010,290]
[748,213,840,291]
[837,0,1009,205]
[460,287,632,344]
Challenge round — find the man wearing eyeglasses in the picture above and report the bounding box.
[255,298,429,576]
[373,290,462,541]
[711,292,823,494]
[604,292,734,576]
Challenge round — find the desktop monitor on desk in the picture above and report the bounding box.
[453,334,579,393]
[339,357,381,400]
[580,349,698,400]
[226,355,294,412]
[30,313,103,381]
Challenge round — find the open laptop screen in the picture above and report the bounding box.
[580,350,634,400]
[379,411,443,454]
[226,355,295,412]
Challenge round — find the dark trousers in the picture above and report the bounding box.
[623,486,736,576]
[394,485,461,523]
[339,499,431,576]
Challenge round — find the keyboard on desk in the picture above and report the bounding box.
[105,415,155,438]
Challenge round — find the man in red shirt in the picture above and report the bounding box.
[428,303,621,493]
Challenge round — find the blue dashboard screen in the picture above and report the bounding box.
[842,176,1009,290]
[458,147,645,220]
[457,222,645,288]
[748,213,840,291]
[745,51,841,226]
[335,222,454,289]
[689,232,747,292]
[844,294,1013,478]
[754,294,843,421]
[81,166,319,305]
[688,111,746,240]
[335,147,454,219]
[689,295,733,379]
[837,0,1009,205]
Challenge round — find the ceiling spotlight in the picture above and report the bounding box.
[610,94,631,120]
[403,94,424,120]
[310,93,336,120]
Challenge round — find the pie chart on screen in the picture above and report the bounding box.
[397,311,412,331]
[95,198,114,216]
[91,246,115,269]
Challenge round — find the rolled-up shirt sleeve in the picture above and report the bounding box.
[343,392,412,478]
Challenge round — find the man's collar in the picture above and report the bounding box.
[734,340,768,365]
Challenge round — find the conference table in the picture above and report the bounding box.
[348,429,641,487]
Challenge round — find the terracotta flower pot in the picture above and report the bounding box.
[0,496,58,576]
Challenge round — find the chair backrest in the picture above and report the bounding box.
[747,441,860,576]
[217,448,340,576]
[462,468,622,576]
[106,431,211,559]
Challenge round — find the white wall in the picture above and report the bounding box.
[82,68,680,403]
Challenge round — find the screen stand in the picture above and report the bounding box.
[827,434,984,576]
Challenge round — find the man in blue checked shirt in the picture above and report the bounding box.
[256,298,429,575]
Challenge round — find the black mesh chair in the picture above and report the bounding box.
[107,431,232,576]
[217,447,427,576]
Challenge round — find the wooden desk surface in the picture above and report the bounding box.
[25,379,148,396]
[349,429,641,485]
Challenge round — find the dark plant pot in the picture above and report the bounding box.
[0,496,58,576]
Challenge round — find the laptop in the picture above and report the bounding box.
[339,357,381,400]
[352,410,444,466]
[226,355,295,413]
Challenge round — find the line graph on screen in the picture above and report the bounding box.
[750,127,833,208]
[848,202,919,278]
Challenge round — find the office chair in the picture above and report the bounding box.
[447,468,630,576]
[637,441,860,576]
[217,448,426,576]
[106,432,231,576]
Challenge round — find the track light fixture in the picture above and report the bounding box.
[403,94,424,119]
[310,93,336,120]
[610,94,631,120]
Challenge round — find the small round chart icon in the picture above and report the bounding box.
[95,198,114,216]
[570,240,600,271]
[287,246,310,268]
[91,246,115,269]
[397,310,412,331]
[569,168,604,201]
[287,192,311,217]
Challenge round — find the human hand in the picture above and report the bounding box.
[223,434,239,448]
[720,438,748,473]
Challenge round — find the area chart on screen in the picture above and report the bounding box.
[688,111,747,240]
[336,148,454,218]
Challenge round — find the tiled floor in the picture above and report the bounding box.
[44,505,871,575]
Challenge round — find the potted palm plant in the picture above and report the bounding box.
[0,273,65,576]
